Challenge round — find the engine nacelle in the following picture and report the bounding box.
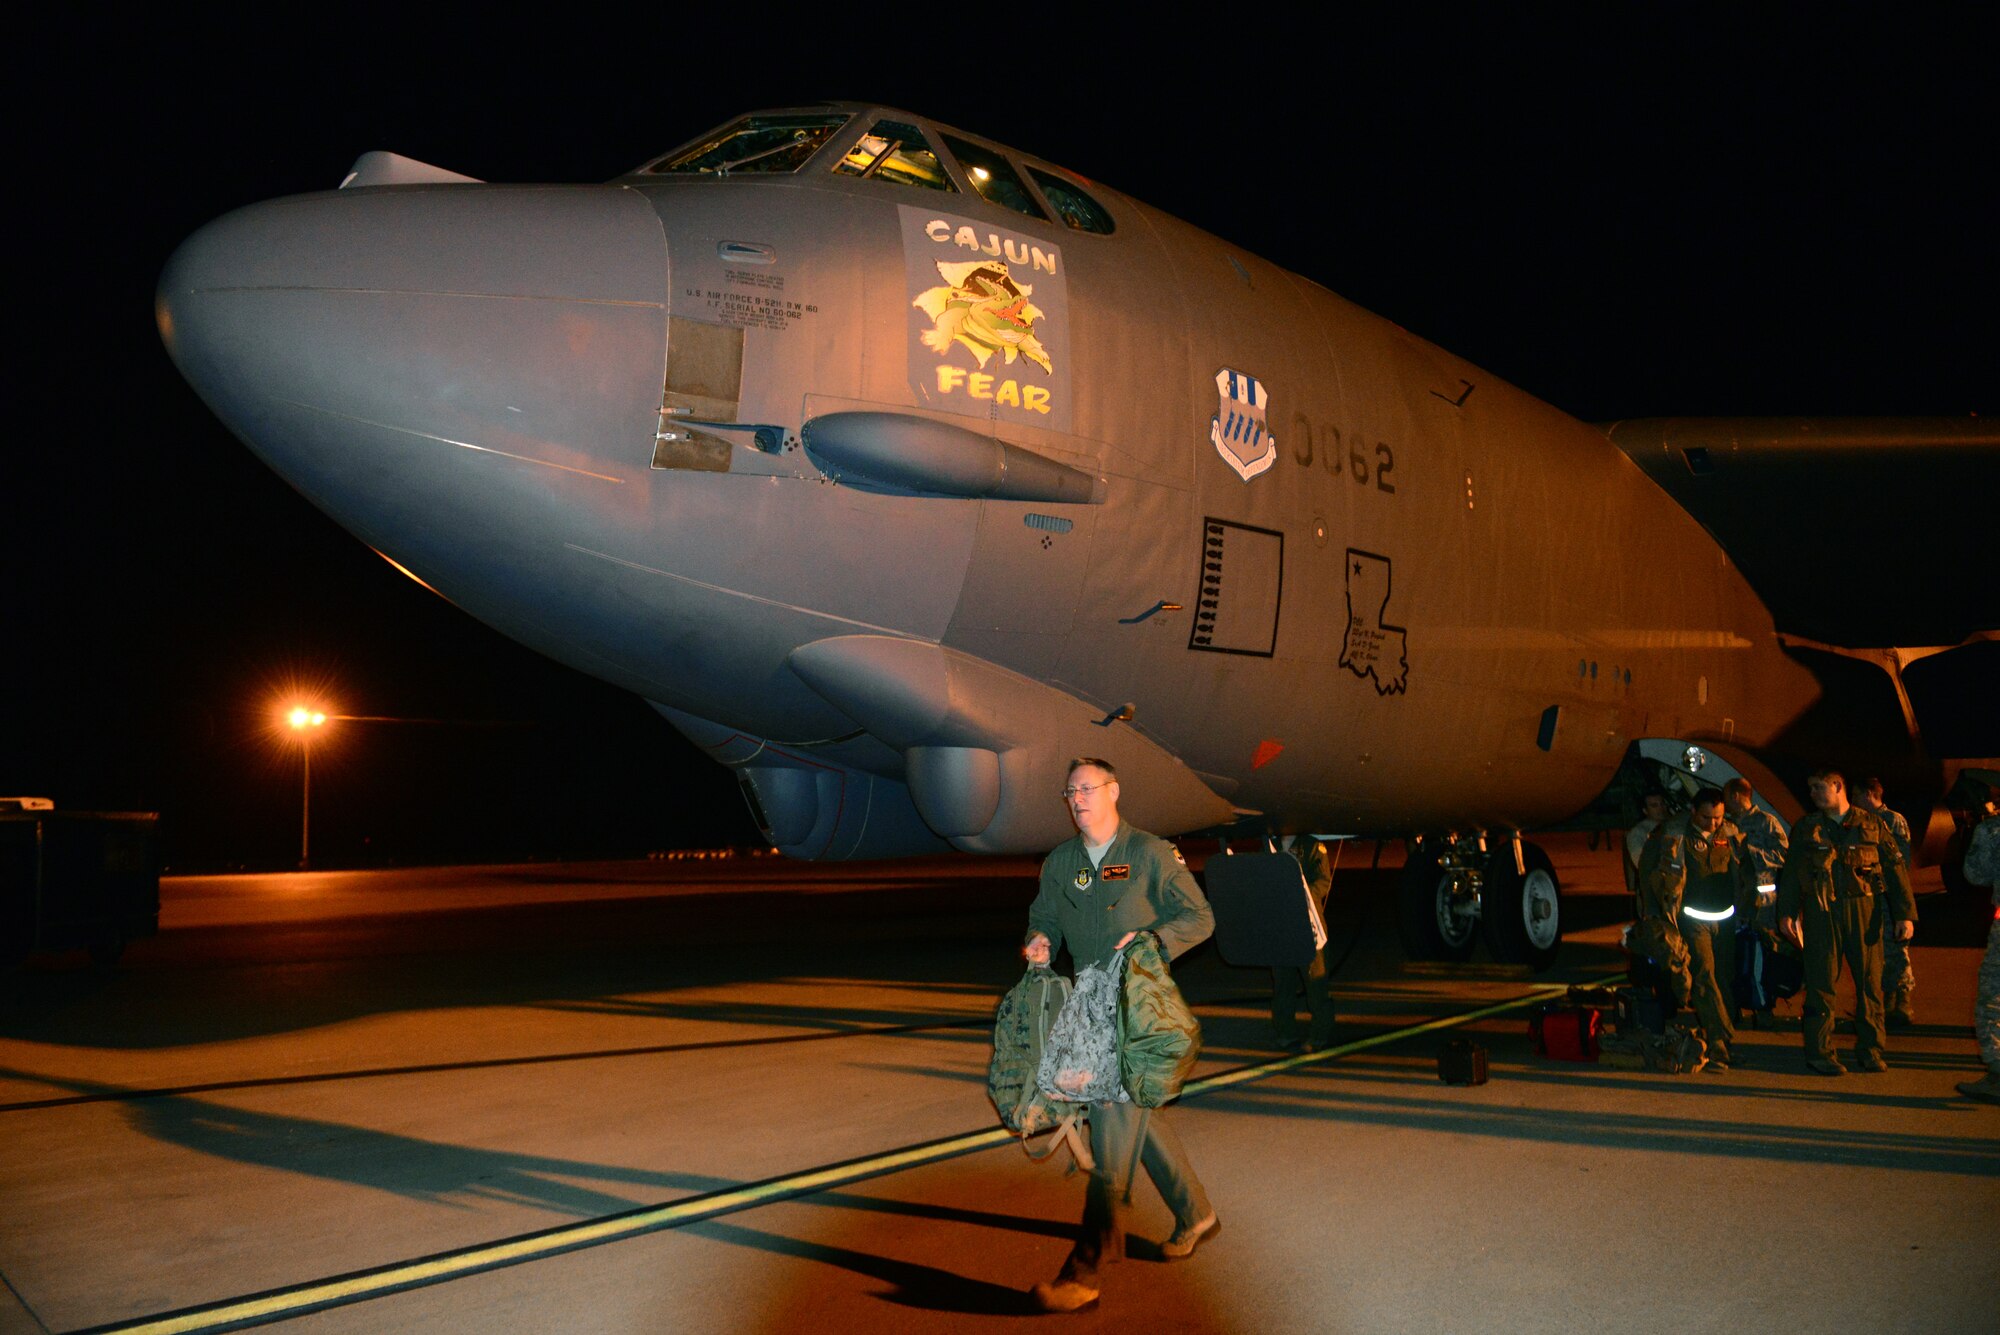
[650,702,950,860]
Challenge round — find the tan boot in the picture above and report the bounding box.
[1029,1279,1100,1312]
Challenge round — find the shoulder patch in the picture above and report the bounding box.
[1172,847,1187,865]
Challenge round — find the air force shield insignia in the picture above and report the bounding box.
[1211,369,1278,481]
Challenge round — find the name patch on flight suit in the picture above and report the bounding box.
[1101,865,1131,881]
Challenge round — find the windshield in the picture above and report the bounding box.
[940,135,1046,220]
[645,113,852,176]
[833,119,955,192]
[1028,167,1114,234]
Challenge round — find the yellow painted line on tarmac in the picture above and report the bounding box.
[81,974,1609,1334]
[75,1127,1018,1335]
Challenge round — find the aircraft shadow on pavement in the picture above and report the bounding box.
[5,1069,1079,1238]
[0,884,1037,1051]
[3,1069,735,1217]
[1192,1078,2000,1177]
[4,1066,1079,1319]
[533,996,997,1036]
[1296,1054,1981,1111]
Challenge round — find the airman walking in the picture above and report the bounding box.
[1022,758,1220,1312]
[1269,833,1337,1053]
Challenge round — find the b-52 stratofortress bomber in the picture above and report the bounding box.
[158,105,1993,968]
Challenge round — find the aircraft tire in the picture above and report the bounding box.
[1480,843,1562,972]
[1396,849,1478,962]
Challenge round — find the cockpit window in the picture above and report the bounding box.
[1028,167,1114,234]
[645,113,851,176]
[940,135,1047,220]
[833,120,955,192]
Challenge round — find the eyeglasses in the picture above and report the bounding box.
[1061,782,1110,798]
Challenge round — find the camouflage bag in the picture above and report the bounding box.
[1040,959,1129,1105]
[1641,1023,1709,1074]
[987,965,1092,1168]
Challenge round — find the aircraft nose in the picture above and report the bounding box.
[157,183,669,560]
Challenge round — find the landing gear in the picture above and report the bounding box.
[1397,836,1564,970]
[1396,843,1478,962]
[1481,843,1562,972]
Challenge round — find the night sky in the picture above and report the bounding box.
[9,12,1993,869]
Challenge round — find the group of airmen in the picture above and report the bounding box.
[1625,766,2000,1099]
[1012,758,2000,1312]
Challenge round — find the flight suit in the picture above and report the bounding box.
[1731,804,1789,914]
[1730,803,1790,1019]
[1623,818,1662,898]
[1873,804,1917,1019]
[1269,836,1336,1049]
[1641,814,1750,1057]
[1963,814,2000,1081]
[1778,807,1917,1066]
[1025,821,1215,1284]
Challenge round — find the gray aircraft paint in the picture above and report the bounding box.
[160,103,1963,863]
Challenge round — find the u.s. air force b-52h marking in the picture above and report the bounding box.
[157,102,1993,975]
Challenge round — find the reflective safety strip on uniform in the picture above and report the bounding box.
[1682,904,1737,922]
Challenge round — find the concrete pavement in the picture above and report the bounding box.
[2,839,1992,1332]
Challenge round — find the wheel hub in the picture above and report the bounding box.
[1434,872,1481,947]
[1521,868,1560,951]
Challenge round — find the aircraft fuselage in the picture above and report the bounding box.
[157,106,1823,860]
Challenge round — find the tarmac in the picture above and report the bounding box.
[1,836,1993,1333]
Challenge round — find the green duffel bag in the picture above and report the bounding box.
[1118,931,1202,1107]
[989,964,1091,1166]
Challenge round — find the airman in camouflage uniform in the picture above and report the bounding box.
[1641,790,1752,1068]
[1778,768,1917,1075]
[1957,784,2000,1106]
[1857,777,1918,1025]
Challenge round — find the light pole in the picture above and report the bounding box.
[287,705,327,868]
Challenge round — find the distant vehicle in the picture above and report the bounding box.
[156,104,1994,970]
[0,801,161,966]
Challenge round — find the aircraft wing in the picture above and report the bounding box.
[1604,417,1996,648]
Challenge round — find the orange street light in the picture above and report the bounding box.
[286,703,330,867]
